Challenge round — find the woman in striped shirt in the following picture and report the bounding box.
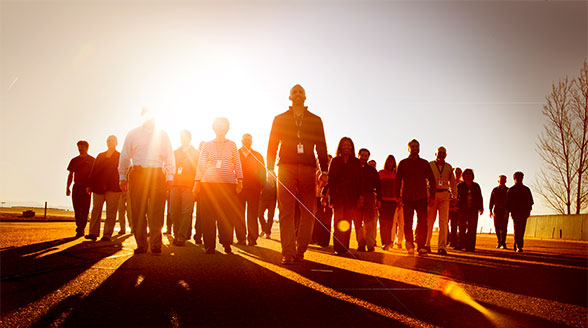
[193,117,243,254]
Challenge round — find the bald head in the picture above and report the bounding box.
[289,84,306,106]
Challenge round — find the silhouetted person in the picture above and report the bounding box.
[258,176,277,239]
[449,167,462,248]
[86,135,122,241]
[169,130,199,246]
[456,168,483,252]
[193,117,243,255]
[357,148,381,252]
[267,84,328,265]
[312,155,333,247]
[328,137,362,256]
[506,171,533,253]
[66,140,95,237]
[368,160,377,168]
[193,140,206,244]
[379,155,399,250]
[489,175,509,249]
[119,108,175,254]
[425,146,457,255]
[238,133,266,246]
[395,139,436,256]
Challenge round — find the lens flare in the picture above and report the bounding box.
[337,220,351,232]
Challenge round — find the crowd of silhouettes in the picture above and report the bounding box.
[66,84,534,262]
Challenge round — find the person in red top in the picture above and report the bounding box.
[379,155,399,250]
[170,130,200,246]
[238,133,266,246]
[86,135,122,241]
[66,140,95,237]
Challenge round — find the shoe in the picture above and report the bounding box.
[259,232,265,238]
[134,247,147,254]
[407,248,415,255]
[281,256,294,265]
[224,246,233,254]
[294,254,304,262]
[417,248,428,256]
[424,246,431,252]
[247,240,257,246]
[117,230,126,236]
[236,241,247,246]
[265,233,271,239]
[516,248,523,253]
[75,232,84,238]
[164,230,172,235]
[151,247,162,254]
[85,234,97,241]
[205,248,215,254]
[367,246,375,252]
[501,245,508,250]
[334,250,349,257]
[397,244,403,249]
[100,236,111,242]
[357,245,366,252]
[496,244,501,249]
[382,244,390,251]
[194,237,202,245]
[175,240,185,246]
[438,249,447,255]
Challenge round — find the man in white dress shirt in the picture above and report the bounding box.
[119,108,175,254]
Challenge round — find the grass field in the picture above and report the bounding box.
[0,206,75,221]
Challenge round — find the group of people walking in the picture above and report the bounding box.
[66,84,534,265]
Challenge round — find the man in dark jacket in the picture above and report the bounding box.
[238,133,266,246]
[506,171,533,253]
[267,84,329,265]
[357,148,381,252]
[395,139,436,256]
[489,175,509,249]
[66,140,95,237]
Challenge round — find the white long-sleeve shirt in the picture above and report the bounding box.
[118,122,176,181]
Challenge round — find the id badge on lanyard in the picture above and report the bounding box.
[297,143,304,154]
[216,160,222,168]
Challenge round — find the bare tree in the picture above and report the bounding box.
[536,60,588,215]
[571,60,588,214]
[535,77,576,215]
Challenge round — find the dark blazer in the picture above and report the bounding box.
[327,156,362,208]
[457,182,483,212]
[506,183,533,218]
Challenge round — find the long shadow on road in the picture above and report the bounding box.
[307,245,588,307]
[0,235,128,316]
[57,243,405,328]
[235,246,565,328]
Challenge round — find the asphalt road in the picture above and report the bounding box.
[1,222,586,328]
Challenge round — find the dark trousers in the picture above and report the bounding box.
[379,200,397,246]
[458,209,479,251]
[194,195,203,242]
[277,164,316,257]
[512,214,529,250]
[312,197,333,246]
[333,204,359,253]
[169,186,195,241]
[72,183,90,234]
[200,183,239,251]
[258,198,276,235]
[494,208,508,246]
[449,210,459,247]
[129,167,166,251]
[238,188,261,244]
[402,198,428,251]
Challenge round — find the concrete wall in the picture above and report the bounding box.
[525,214,588,241]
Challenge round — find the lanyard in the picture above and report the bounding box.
[435,162,445,176]
[214,141,226,158]
[295,115,303,142]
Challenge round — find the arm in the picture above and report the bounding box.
[314,117,329,173]
[233,143,244,193]
[425,161,436,201]
[266,116,280,172]
[257,152,266,188]
[118,133,132,192]
[477,184,484,215]
[162,132,176,184]
[66,171,73,196]
[489,189,495,217]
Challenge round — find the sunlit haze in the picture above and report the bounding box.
[1,1,586,232]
